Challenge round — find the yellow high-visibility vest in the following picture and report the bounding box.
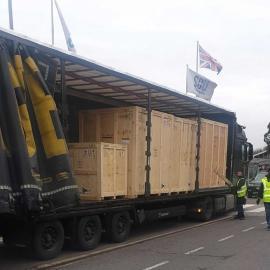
[262,177,270,203]
[237,179,247,198]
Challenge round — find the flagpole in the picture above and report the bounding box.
[196,41,199,72]
[186,64,188,94]
[51,0,54,45]
[8,0,14,30]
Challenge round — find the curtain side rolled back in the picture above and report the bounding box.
[21,45,79,209]
[0,42,41,212]
[0,128,13,214]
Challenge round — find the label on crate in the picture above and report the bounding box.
[121,139,130,144]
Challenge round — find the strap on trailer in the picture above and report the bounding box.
[145,88,152,196]
[195,112,201,191]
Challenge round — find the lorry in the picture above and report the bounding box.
[0,28,253,260]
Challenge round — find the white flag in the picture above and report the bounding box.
[186,67,217,101]
[54,0,76,53]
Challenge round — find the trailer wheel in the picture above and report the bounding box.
[76,215,102,251]
[32,221,64,260]
[200,197,214,221]
[108,211,131,243]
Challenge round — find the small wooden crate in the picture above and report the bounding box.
[69,142,127,200]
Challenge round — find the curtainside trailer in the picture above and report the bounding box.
[0,28,253,260]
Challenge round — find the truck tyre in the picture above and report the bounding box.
[107,211,131,243]
[200,197,214,221]
[75,215,102,251]
[32,221,64,260]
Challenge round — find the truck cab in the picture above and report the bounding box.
[233,124,253,179]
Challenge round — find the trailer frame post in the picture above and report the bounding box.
[145,88,152,197]
[195,112,201,192]
[60,59,69,139]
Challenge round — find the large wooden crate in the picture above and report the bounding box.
[69,142,127,200]
[198,119,228,189]
[171,117,197,192]
[79,107,178,196]
[79,107,147,197]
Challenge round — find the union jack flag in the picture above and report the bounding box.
[199,45,222,74]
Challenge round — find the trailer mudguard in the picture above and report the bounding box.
[0,42,41,212]
[21,46,79,209]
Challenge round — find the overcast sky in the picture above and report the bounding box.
[0,0,269,148]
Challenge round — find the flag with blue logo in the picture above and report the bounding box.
[186,67,217,101]
[54,0,76,53]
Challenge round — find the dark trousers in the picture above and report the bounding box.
[236,200,245,218]
[264,203,270,226]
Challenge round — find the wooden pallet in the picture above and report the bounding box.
[169,192,179,196]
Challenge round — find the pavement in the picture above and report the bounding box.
[0,198,269,270]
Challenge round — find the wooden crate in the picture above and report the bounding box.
[79,107,147,197]
[150,110,162,194]
[79,110,116,143]
[182,119,197,191]
[79,107,174,197]
[199,119,228,189]
[69,142,127,200]
[171,117,197,192]
[159,112,174,193]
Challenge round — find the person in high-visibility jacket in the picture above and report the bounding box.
[257,169,270,230]
[234,171,247,220]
